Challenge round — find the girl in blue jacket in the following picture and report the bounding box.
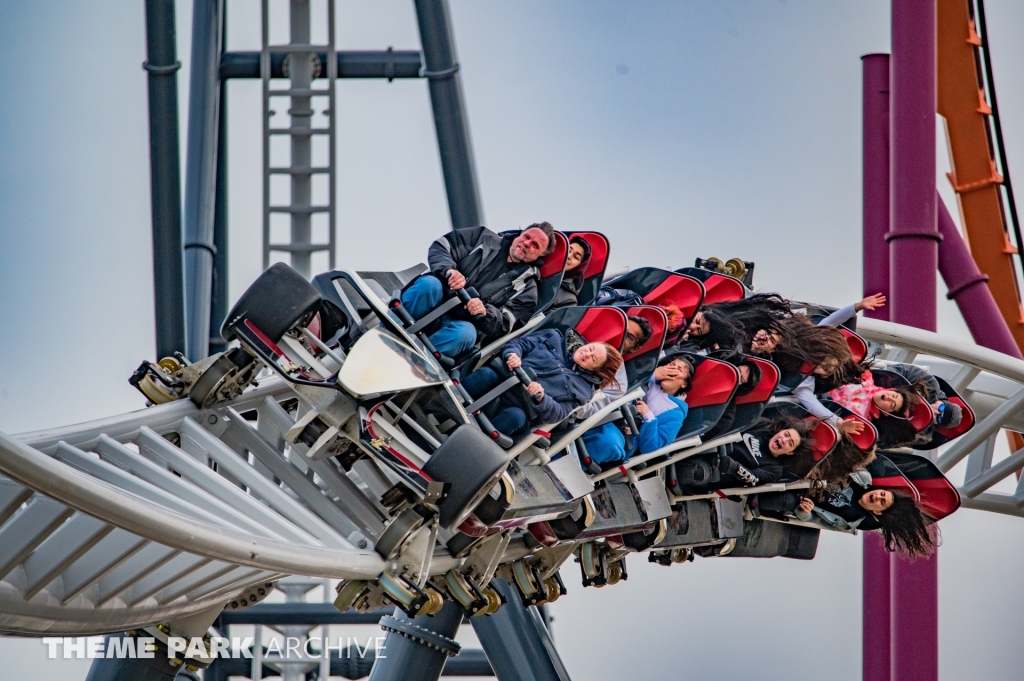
[582,356,692,465]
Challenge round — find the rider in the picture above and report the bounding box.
[461,328,623,438]
[401,223,556,357]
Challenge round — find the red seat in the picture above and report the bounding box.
[531,232,571,315]
[912,477,961,521]
[907,399,935,431]
[574,307,627,349]
[643,274,705,320]
[564,232,611,307]
[843,413,878,451]
[840,328,868,364]
[794,330,868,375]
[809,421,839,462]
[734,358,779,406]
[700,273,746,305]
[877,451,960,519]
[624,306,668,360]
[872,474,921,502]
[868,453,921,502]
[566,231,610,280]
[538,232,569,279]
[684,358,740,409]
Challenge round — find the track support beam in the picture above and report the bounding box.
[414,0,483,229]
[143,0,186,360]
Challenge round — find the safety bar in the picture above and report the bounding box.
[622,432,745,481]
[669,479,811,502]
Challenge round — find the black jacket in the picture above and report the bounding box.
[428,226,540,341]
[813,480,881,531]
[717,429,786,488]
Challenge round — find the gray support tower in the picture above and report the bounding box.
[143,0,186,360]
[261,0,337,278]
[182,0,225,360]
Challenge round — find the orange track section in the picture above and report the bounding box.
[938,0,1024,349]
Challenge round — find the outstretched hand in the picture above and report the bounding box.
[856,293,886,312]
[840,418,866,435]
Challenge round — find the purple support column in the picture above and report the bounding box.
[887,0,940,332]
[937,194,1024,358]
[861,52,892,681]
[888,3,938,681]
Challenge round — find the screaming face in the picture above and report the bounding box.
[768,428,801,456]
[858,488,894,514]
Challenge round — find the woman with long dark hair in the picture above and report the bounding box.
[681,293,792,352]
[674,414,818,492]
[795,480,937,558]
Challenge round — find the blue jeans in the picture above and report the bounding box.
[581,422,629,464]
[462,367,529,437]
[401,276,478,356]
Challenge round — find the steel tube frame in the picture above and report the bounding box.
[219,50,423,80]
[84,633,182,681]
[888,3,938,679]
[861,52,891,681]
[143,0,186,360]
[183,0,226,360]
[368,603,464,681]
[414,0,483,229]
[210,79,230,355]
[937,192,1023,357]
[471,579,572,681]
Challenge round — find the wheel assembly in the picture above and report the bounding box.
[421,425,509,530]
[511,559,549,607]
[189,347,260,408]
[375,506,429,560]
[443,570,504,617]
[333,579,370,612]
[378,572,444,617]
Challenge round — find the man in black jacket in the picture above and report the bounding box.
[401,223,555,356]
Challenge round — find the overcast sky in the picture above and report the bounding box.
[3,1,1024,679]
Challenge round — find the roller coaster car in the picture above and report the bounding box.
[879,451,961,521]
[703,355,781,439]
[674,266,748,304]
[870,368,975,449]
[217,263,510,533]
[601,267,706,321]
[446,306,630,540]
[671,352,741,441]
[573,475,673,542]
[567,353,747,545]
[716,518,820,560]
[651,497,745,553]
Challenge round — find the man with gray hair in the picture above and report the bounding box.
[401,223,556,356]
